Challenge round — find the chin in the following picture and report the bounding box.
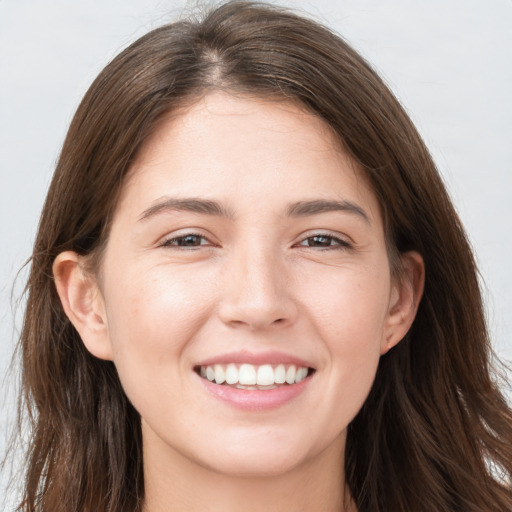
[200,451,306,479]
[189,430,320,479]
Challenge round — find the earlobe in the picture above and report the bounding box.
[53,251,114,361]
[381,251,425,354]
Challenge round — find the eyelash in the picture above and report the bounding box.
[296,234,352,250]
[160,232,352,250]
[161,232,210,248]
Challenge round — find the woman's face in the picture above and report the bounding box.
[77,92,416,478]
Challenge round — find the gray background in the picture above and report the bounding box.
[1,0,511,505]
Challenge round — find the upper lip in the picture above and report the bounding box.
[195,350,316,369]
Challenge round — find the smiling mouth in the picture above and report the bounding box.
[194,363,315,390]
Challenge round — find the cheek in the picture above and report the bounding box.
[99,262,219,422]
[101,261,216,369]
[306,262,390,342]
[302,263,390,399]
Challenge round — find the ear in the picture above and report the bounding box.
[53,251,114,360]
[381,251,425,355]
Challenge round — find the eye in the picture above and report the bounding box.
[161,233,211,248]
[297,234,351,249]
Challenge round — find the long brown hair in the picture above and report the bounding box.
[14,1,512,510]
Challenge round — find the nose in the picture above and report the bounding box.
[217,244,299,331]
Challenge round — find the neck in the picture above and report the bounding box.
[142,430,355,512]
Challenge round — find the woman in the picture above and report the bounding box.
[14,1,512,511]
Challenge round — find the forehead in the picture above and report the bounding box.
[132,92,345,170]
[117,91,381,223]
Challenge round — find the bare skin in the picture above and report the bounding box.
[143,421,350,512]
[54,92,423,512]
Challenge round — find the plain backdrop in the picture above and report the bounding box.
[1,0,511,505]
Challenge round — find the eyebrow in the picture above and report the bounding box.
[286,199,370,224]
[138,197,235,221]
[138,197,370,224]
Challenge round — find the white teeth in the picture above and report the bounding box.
[239,364,257,385]
[225,364,238,385]
[198,363,311,387]
[274,364,286,384]
[285,365,296,384]
[295,367,308,383]
[256,364,274,386]
[214,364,225,384]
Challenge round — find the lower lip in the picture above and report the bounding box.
[197,374,312,411]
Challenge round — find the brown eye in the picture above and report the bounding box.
[307,235,333,247]
[162,234,209,247]
[298,234,351,249]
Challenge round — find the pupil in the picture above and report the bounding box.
[180,235,200,246]
[311,235,330,246]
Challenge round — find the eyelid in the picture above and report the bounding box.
[159,230,215,249]
[294,231,353,249]
[157,229,353,250]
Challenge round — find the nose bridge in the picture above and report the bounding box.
[218,236,297,329]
